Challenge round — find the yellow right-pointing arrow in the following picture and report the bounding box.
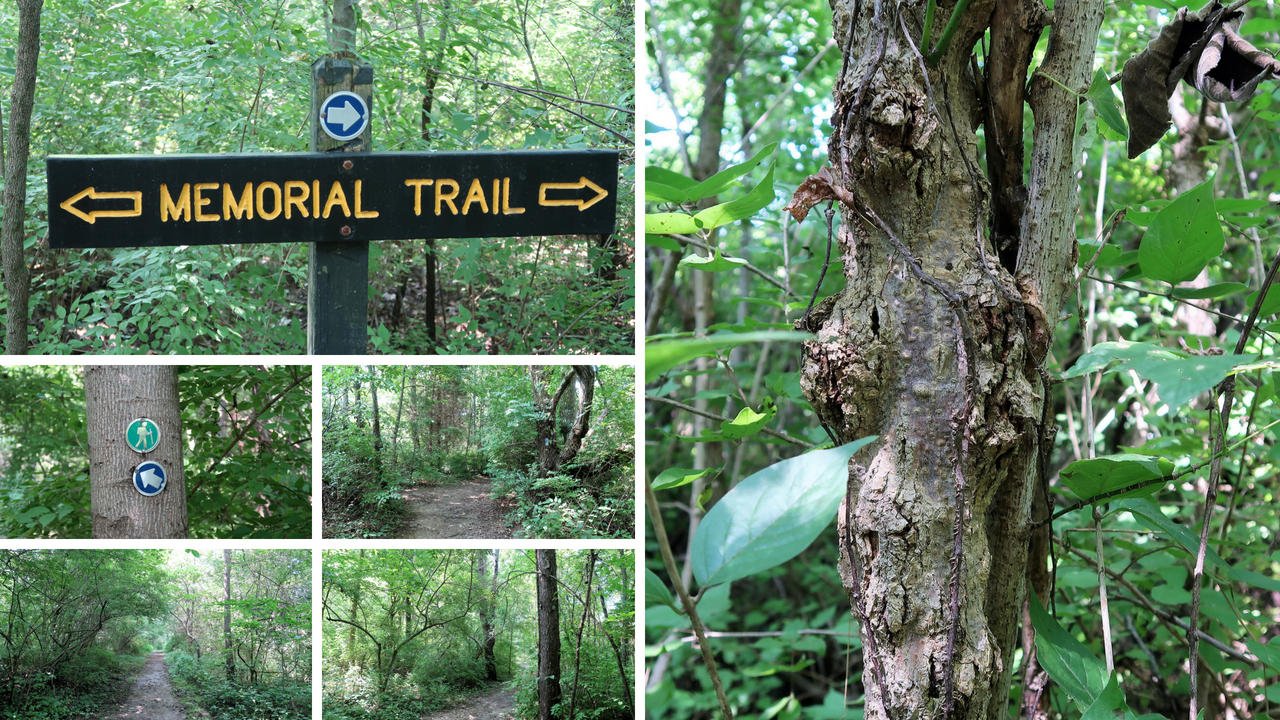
[60,187,143,224]
[538,177,608,211]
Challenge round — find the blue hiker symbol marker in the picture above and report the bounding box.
[134,461,167,497]
[319,91,368,142]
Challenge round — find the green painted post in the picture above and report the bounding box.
[308,56,373,354]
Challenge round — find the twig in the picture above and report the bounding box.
[801,202,836,327]
[645,478,735,720]
[425,69,633,115]
[645,394,816,448]
[672,234,803,300]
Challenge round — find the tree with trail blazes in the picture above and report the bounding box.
[85,365,187,538]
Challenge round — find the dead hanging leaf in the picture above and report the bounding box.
[1192,17,1280,102]
[784,167,855,222]
[1121,2,1227,159]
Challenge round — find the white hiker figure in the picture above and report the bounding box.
[135,420,154,451]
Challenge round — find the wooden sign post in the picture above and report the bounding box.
[45,56,619,355]
[309,56,372,354]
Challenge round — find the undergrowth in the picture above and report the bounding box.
[167,650,309,720]
[0,646,145,720]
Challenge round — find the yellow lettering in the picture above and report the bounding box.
[284,181,310,219]
[194,183,219,222]
[502,177,524,215]
[405,179,433,216]
[435,179,460,215]
[312,180,320,218]
[492,179,500,215]
[354,180,379,218]
[223,183,254,220]
[160,183,191,222]
[461,179,489,215]
[323,181,351,218]
[257,182,282,220]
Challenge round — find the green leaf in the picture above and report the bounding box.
[1081,673,1128,720]
[1138,179,1224,284]
[1128,354,1247,411]
[1110,498,1228,570]
[681,142,777,204]
[680,249,748,272]
[695,485,714,511]
[644,567,678,611]
[646,331,812,383]
[1171,282,1248,299]
[645,212,701,235]
[1058,454,1173,502]
[692,163,777,230]
[1243,285,1280,317]
[1087,68,1128,139]
[1063,341,1183,379]
[1029,593,1109,707]
[1246,638,1280,672]
[743,660,814,677]
[645,233,682,252]
[652,466,720,491]
[691,438,877,587]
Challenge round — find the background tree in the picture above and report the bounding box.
[646,1,1280,718]
[1,0,40,355]
[536,549,562,720]
[85,365,188,539]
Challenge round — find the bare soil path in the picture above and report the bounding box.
[395,479,514,539]
[106,651,185,720]
[422,686,515,720]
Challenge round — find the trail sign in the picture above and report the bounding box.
[126,418,159,454]
[319,91,368,141]
[47,150,618,249]
[133,461,167,497]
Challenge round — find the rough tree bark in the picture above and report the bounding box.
[477,549,499,681]
[2,0,42,356]
[536,549,561,720]
[85,365,187,539]
[530,366,596,475]
[224,549,234,682]
[795,1,1103,718]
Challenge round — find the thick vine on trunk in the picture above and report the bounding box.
[797,1,1103,717]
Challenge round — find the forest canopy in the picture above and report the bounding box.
[0,0,634,355]
[0,548,311,720]
[322,548,634,720]
[0,364,311,538]
[322,363,634,539]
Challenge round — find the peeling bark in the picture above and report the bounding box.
[800,1,1104,717]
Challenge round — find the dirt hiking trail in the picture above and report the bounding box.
[423,685,515,720]
[106,651,185,720]
[396,479,514,539]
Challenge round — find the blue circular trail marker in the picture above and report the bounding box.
[319,91,368,142]
[134,461,167,497]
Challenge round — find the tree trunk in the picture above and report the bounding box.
[798,1,1104,718]
[369,366,383,483]
[530,366,596,476]
[477,550,498,681]
[566,551,596,720]
[85,366,187,538]
[224,549,234,682]
[1,0,42,356]
[391,370,407,475]
[536,549,561,720]
[329,0,356,53]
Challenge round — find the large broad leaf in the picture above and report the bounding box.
[693,163,777,230]
[1138,179,1224,284]
[645,567,678,611]
[652,466,720,491]
[646,331,811,383]
[645,212,701,235]
[1246,638,1280,672]
[644,582,731,629]
[1127,354,1246,411]
[683,142,778,204]
[1062,341,1181,378]
[1081,673,1129,720]
[643,144,778,206]
[1029,593,1109,707]
[1058,454,1174,502]
[691,438,877,587]
[680,249,748,272]
[1171,282,1248,299]
[1243,285,1280,317]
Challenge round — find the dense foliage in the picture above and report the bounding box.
[0,549,310,720]
[322,364,634,539]
[0,364,312,538]
[321,549,634,720]
[0,0,634,354]
[646,1,1280,718]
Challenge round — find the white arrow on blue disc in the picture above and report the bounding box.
[319,90,368,141]
[133,461,167,497]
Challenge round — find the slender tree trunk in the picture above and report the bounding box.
[2,0,42,355]
[536,549,561,720]
[799,1,1104,718]
[391,370,406,475]
[85,366,187,538]
[477,550,498,681]
[224,549,234,682]
[566,551,596,720]
[328,0,356,53]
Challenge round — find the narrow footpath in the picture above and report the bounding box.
[395,479,514,539]
[108,651,185,720]
[421,686,515,720]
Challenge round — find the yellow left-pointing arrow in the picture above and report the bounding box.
[538,177,608,211]
[60,187,143,224]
